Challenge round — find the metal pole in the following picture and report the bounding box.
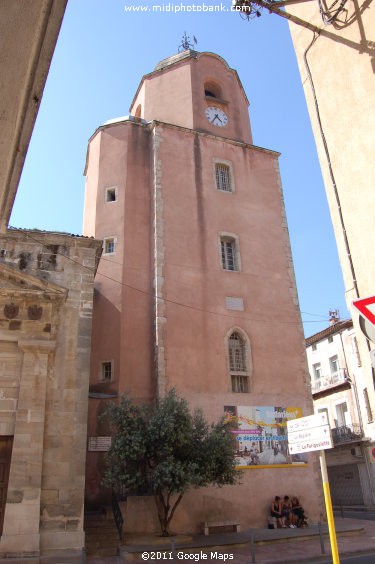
[319,449,340,563]
[249,529,255,563]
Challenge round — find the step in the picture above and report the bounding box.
[85,514,121,558]
[86,546,119,557]
[85,523,120,532]
[86,537,120,548]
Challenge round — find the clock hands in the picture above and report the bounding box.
[205,107,228,126]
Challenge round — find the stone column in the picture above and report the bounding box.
[0,339,55,557]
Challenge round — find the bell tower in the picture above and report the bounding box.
[83,48,321,533]
[130,50,252,144]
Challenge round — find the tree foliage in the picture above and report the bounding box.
[101,390,241,536]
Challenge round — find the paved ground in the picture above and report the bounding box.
[87,516,375,563]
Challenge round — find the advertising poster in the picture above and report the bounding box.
[224,405,308,468]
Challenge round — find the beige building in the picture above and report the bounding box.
[0,2,105,560]
[0,0,67,233]
[83,49,323,534]
[306,314,375,507]
[286,0,375,464]
[0,230,101,559]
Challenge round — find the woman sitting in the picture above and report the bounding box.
[290,496,308,527]
[282,495,295,528]
[271,496,286,528]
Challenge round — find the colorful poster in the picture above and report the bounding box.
[224,406,308,468]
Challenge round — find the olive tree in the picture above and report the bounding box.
[101,389,241,536]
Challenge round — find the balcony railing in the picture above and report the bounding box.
[331,424,362,445]
[311,368,348,394]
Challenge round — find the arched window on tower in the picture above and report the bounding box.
[204,81,222,99]
[228,331,249,393]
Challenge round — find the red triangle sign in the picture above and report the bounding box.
[353,295,375,325]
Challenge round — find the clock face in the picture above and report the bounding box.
[205,106,228,127]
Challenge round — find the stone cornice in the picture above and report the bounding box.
[17,339,56,353]
[0,263,67,302]
[86,117,280,160]
[148,120,281,157]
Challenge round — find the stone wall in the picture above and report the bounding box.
[0,228,101,559]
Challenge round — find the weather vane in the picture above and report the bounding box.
[178,32,198,53]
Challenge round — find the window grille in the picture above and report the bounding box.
[215,164,232,192]
[221,237,238,271]
[229,332,246,371]
[231,375,248,393]
[229,332,249,393]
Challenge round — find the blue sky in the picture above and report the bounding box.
[10,0,349,336]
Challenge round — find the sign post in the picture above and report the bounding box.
[287,414,340,564]
[319,449,340,564]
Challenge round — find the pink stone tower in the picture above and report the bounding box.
[83,49,322,532]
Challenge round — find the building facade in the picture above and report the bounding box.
[0,0,67,232]
[83,49,323,532]
[306,314,375,507]
[0,230,101,559]
[0,2,102,559]
[286,0,375,457]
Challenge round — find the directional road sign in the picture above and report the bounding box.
[288,425,331,444]
[287,412,328,433]
[287,413,332,454]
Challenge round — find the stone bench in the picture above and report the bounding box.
[203,519,241,536]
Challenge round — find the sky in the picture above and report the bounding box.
[10,0,350,336]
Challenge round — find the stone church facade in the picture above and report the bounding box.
[0,229,101,559]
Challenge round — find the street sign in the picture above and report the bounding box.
[287,414,332,454]
[353,295,375,325]
[288,424,331,444]
[287,418,338,563]
[287,412,328,433]
[288,438,332,454]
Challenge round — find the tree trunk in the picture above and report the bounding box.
[154,492,184,536]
